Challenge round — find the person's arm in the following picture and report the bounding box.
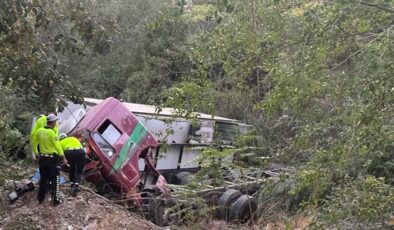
[30,121,38,150]
[32,130,39,156]
[54,122,59,137]
[30,115,45,152]
[52,131,67,164]
[60,139,66,152]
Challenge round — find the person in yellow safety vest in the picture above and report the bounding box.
[30,114,60,158]
[32,114,67,206]
[59,133,86,197]
[30,114,47,157]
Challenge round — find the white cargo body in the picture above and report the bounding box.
[61,98,252,173]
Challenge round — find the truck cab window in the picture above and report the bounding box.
[92,133,115,158]
[98,120,121,146]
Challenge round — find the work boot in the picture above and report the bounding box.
[74,183,80,192]
[37,193,45,204]
[71,184,77,197]
[38,197,45,204]
[53,198,63,206]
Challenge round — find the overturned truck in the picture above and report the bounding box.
[82,97,253,184]
[68,98,170,205]
[59,97,271,225]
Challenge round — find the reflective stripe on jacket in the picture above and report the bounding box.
[60,137,83,151]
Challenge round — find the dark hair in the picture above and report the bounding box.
[46,112,58,116]
[47,120,57,126]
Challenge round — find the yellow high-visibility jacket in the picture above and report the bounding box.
[32,127,64,156]
[30,115,47,148]
[30,115,59,145]
[60,137,83,151]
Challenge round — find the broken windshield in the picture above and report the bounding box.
[91,133,115,158]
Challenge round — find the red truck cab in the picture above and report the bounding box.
[72,97,169,205]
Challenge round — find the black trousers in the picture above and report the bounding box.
[64,149,85,184]
[38,156,60,203]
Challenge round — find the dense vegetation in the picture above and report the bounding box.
[1,0,393,228]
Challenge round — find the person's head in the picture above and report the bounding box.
[59,133,67,140]
[45,111,57,116]
[46,114,58,128]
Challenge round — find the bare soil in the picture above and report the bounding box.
[0,185,159,230]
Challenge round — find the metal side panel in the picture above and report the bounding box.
[136,117,192,144]
[155,146,182,170]
[180,147,200,169]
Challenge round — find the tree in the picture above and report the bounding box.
[0,0,116,112]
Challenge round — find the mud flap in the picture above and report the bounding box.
[148,198,165,226]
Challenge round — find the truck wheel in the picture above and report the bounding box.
[216,189,242,220]
[173,171,192,185]
[229,195,257,221]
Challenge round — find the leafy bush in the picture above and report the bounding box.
[313,177,394,229]
[0,84,24,156]
[368,145,394,185]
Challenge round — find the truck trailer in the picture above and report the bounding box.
[57,97,263,225]
[82,97,252,184]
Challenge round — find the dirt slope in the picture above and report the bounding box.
[0,185,159,230]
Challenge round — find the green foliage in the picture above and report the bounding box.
[235,129,260,148]
[186,9,268,119]
[146,0,394,227]
[170,144,254,225]
[0,0,118,123]
[65,0,170,99]
[314,176,394,229]
[0,84,24,154]
[0,0,116,140]
[160,81,216,117]
[181,4,216,23]
[262,0,394,203]
[0,0,393,227]
[193,146,234,186]
[121,2,191,104]
[256,175,301,222]
[0,0,84,111]
[368,145,394,185]
[114,2,394,226]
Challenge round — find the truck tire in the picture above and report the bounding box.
[173,171,192,185]
[216,189,242,220]
[229,195,257,221]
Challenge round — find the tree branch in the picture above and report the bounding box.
[330,49,362,71]
[46,0,69,37]
[359,1,394,14]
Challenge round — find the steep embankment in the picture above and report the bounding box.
[0,185,159,230]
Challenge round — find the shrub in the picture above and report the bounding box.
[313,176,394,229]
